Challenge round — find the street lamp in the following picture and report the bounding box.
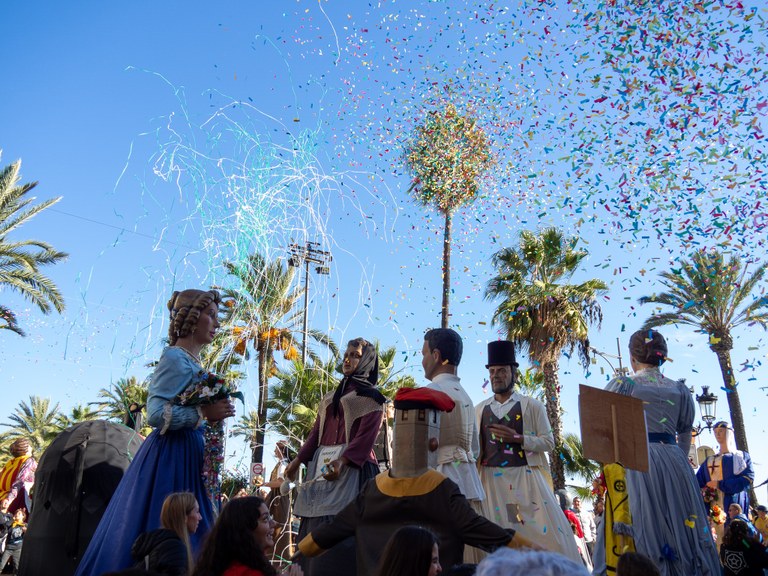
[287,241,332,365]
[693,385,718,433]
[589,338,629,377]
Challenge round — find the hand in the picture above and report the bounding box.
[285,458,301,482]
[488,423,523,444]
[201,398,236,422]
[509,532,544,550]
[706,480,718,490]
[322,459,345,481]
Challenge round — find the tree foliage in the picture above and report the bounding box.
[0,157,68,336]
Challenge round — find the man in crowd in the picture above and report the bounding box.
[572,497,596,557]
[475,340,581,563]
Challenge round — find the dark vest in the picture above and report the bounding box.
[480,401,527,467]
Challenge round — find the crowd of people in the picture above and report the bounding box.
[4,288,768,576]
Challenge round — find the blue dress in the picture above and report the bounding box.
[75,347,215,575]
[591,368,720,576]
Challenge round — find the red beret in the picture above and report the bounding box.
[394,387,455,412]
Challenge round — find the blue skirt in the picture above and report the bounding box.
[74,427,214,575]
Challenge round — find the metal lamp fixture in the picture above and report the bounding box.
[695,385,718,432]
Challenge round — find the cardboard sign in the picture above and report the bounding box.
[578,384,649,472]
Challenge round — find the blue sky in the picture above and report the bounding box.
[2,0,768,493]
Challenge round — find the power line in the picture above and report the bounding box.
[49,207,199,251]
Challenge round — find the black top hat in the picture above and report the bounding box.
[486,340,518,368]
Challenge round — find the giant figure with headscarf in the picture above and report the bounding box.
[696,420,754,546]
[285,337,385,576]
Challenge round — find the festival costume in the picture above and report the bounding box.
[298,469,516,574]
[221,562,267,576]
[294,346,385,576]
[591,368,720,576]
[425,373,485,501]
[75,347,215,575]
[0,453,36,515]
[696,441,754,543]
[475,391,582,563]
[720,539,768,576]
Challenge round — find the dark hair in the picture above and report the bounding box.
[424,328,463,366]
[192,497,276,576]
[9,438,30,457]
[628,329,667,366]
[377,526,439,576]
[723,519,760,548]
[616,552,660,576]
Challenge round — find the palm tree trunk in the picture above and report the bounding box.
[542,361,566,490]
[441,211,452,329]
[253,346,269,465]
[712,346,758,505]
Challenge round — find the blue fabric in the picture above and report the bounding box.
[649,433,677,445]
[74,428,214,575]
[696,450,754,529]
[75,347,214,575]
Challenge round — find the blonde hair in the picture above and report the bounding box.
[167,289,221,346]
[160,492,197,574]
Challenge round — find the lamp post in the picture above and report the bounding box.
[589,337,629,377]
[287,241,332,365]
[693,385,718,434]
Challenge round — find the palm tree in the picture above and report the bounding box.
[268,357,339,451]
[376,344,417,398]
[219,252,336,465]
[0,158,68,336]
[0,396,63,455]
[91,376,150,432]
[561,432,601,497]
[639,248,768,456]
[485,227,608,490]
[404,102,494,328]
[231,410,263,473]
[55,403,102,430]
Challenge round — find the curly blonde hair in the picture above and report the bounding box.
[167,289,221,346]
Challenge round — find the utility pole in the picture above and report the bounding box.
[287,241,332,364]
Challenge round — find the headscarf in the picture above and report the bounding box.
[331,339,385,416]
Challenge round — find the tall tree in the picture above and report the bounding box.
[485,227,608,490]
[55,403,102,430]
[404,102,494,328]
[0,158,68,336]
[639,249,768,457]
[219,252,335,465]
[91,376,150,433]
[0,396,63,455]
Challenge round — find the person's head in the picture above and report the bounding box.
[274,440,296,462]
[192,496,277,576]
[594,500,605,516]
[712,421,738,453]
[723,518,759,548]
[342,337,375,377]
[160,492,199,574]
[486,341,518,396]
[728,503,743,519]
[422,329,463,379]
[0,499,9,513]
[9,437,31,458]
[555,489,573,512]
[377,526,441,576]
[167,289,221,347]
[12,508,25,523]
[475,548,589,576]
[628,329,667,368]
[572,497,582,512]
[615,552,661,576]
[391,387,455,478]
[757,505,767,519]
